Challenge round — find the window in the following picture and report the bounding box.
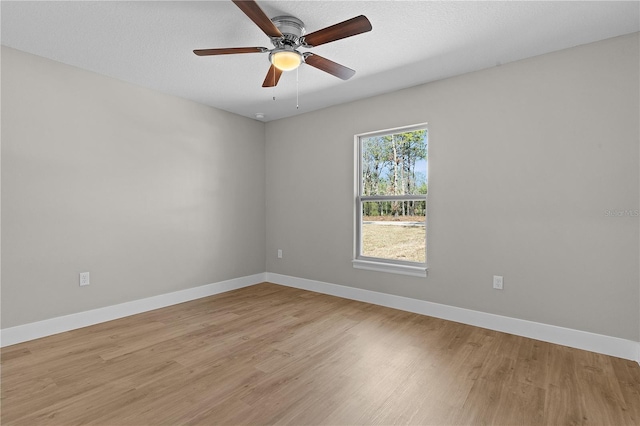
[354,124,428,277]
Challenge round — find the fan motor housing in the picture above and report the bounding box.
[271,16,305,46]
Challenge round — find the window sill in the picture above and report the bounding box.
[352,259,427,277]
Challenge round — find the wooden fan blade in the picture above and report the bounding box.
[232,0,282,38]
[302,15,372,47]
[262,64,283,87]
[304,54,355,80]
[193,47,266,56]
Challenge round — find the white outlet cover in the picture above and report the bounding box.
[80,272,90,286]
[493,275,503,290]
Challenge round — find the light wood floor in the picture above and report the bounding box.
[2,283,639,425]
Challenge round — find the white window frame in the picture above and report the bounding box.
[353,123,428,277]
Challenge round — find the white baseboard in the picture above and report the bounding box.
[0,273,266,348]
[3,271,638,364]
[266,272,640,364]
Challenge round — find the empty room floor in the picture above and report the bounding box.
[1,283,639,425]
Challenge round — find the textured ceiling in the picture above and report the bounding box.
[2,1,639,121]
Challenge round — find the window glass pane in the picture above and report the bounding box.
[361,130,427,196]
[361,201,425,263]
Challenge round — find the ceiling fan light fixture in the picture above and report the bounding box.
[270,49,302,71]
[195,1,372,87]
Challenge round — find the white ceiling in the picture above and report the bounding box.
[2,1,639,122]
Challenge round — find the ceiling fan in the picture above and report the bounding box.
[194,0,372,87]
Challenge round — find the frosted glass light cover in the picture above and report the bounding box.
[271,50,302,71]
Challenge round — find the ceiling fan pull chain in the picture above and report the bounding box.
[296,67,299,109]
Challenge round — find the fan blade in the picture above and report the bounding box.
[232,0,283,38]
[193,47,266,56]
[302,15,372,47]
[304,54,355,80]
[262,64,283,87]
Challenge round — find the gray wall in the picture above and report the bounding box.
[1,46,266,328]
[3,33,639,343]
[265,33,640,341]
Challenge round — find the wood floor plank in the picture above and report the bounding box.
[573,351,630,425]
[2,282,638,425]
[611,357,640,424]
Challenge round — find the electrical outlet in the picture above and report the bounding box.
[80,272,90,287]
[277,249,283,259]
[493,275,503,290]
